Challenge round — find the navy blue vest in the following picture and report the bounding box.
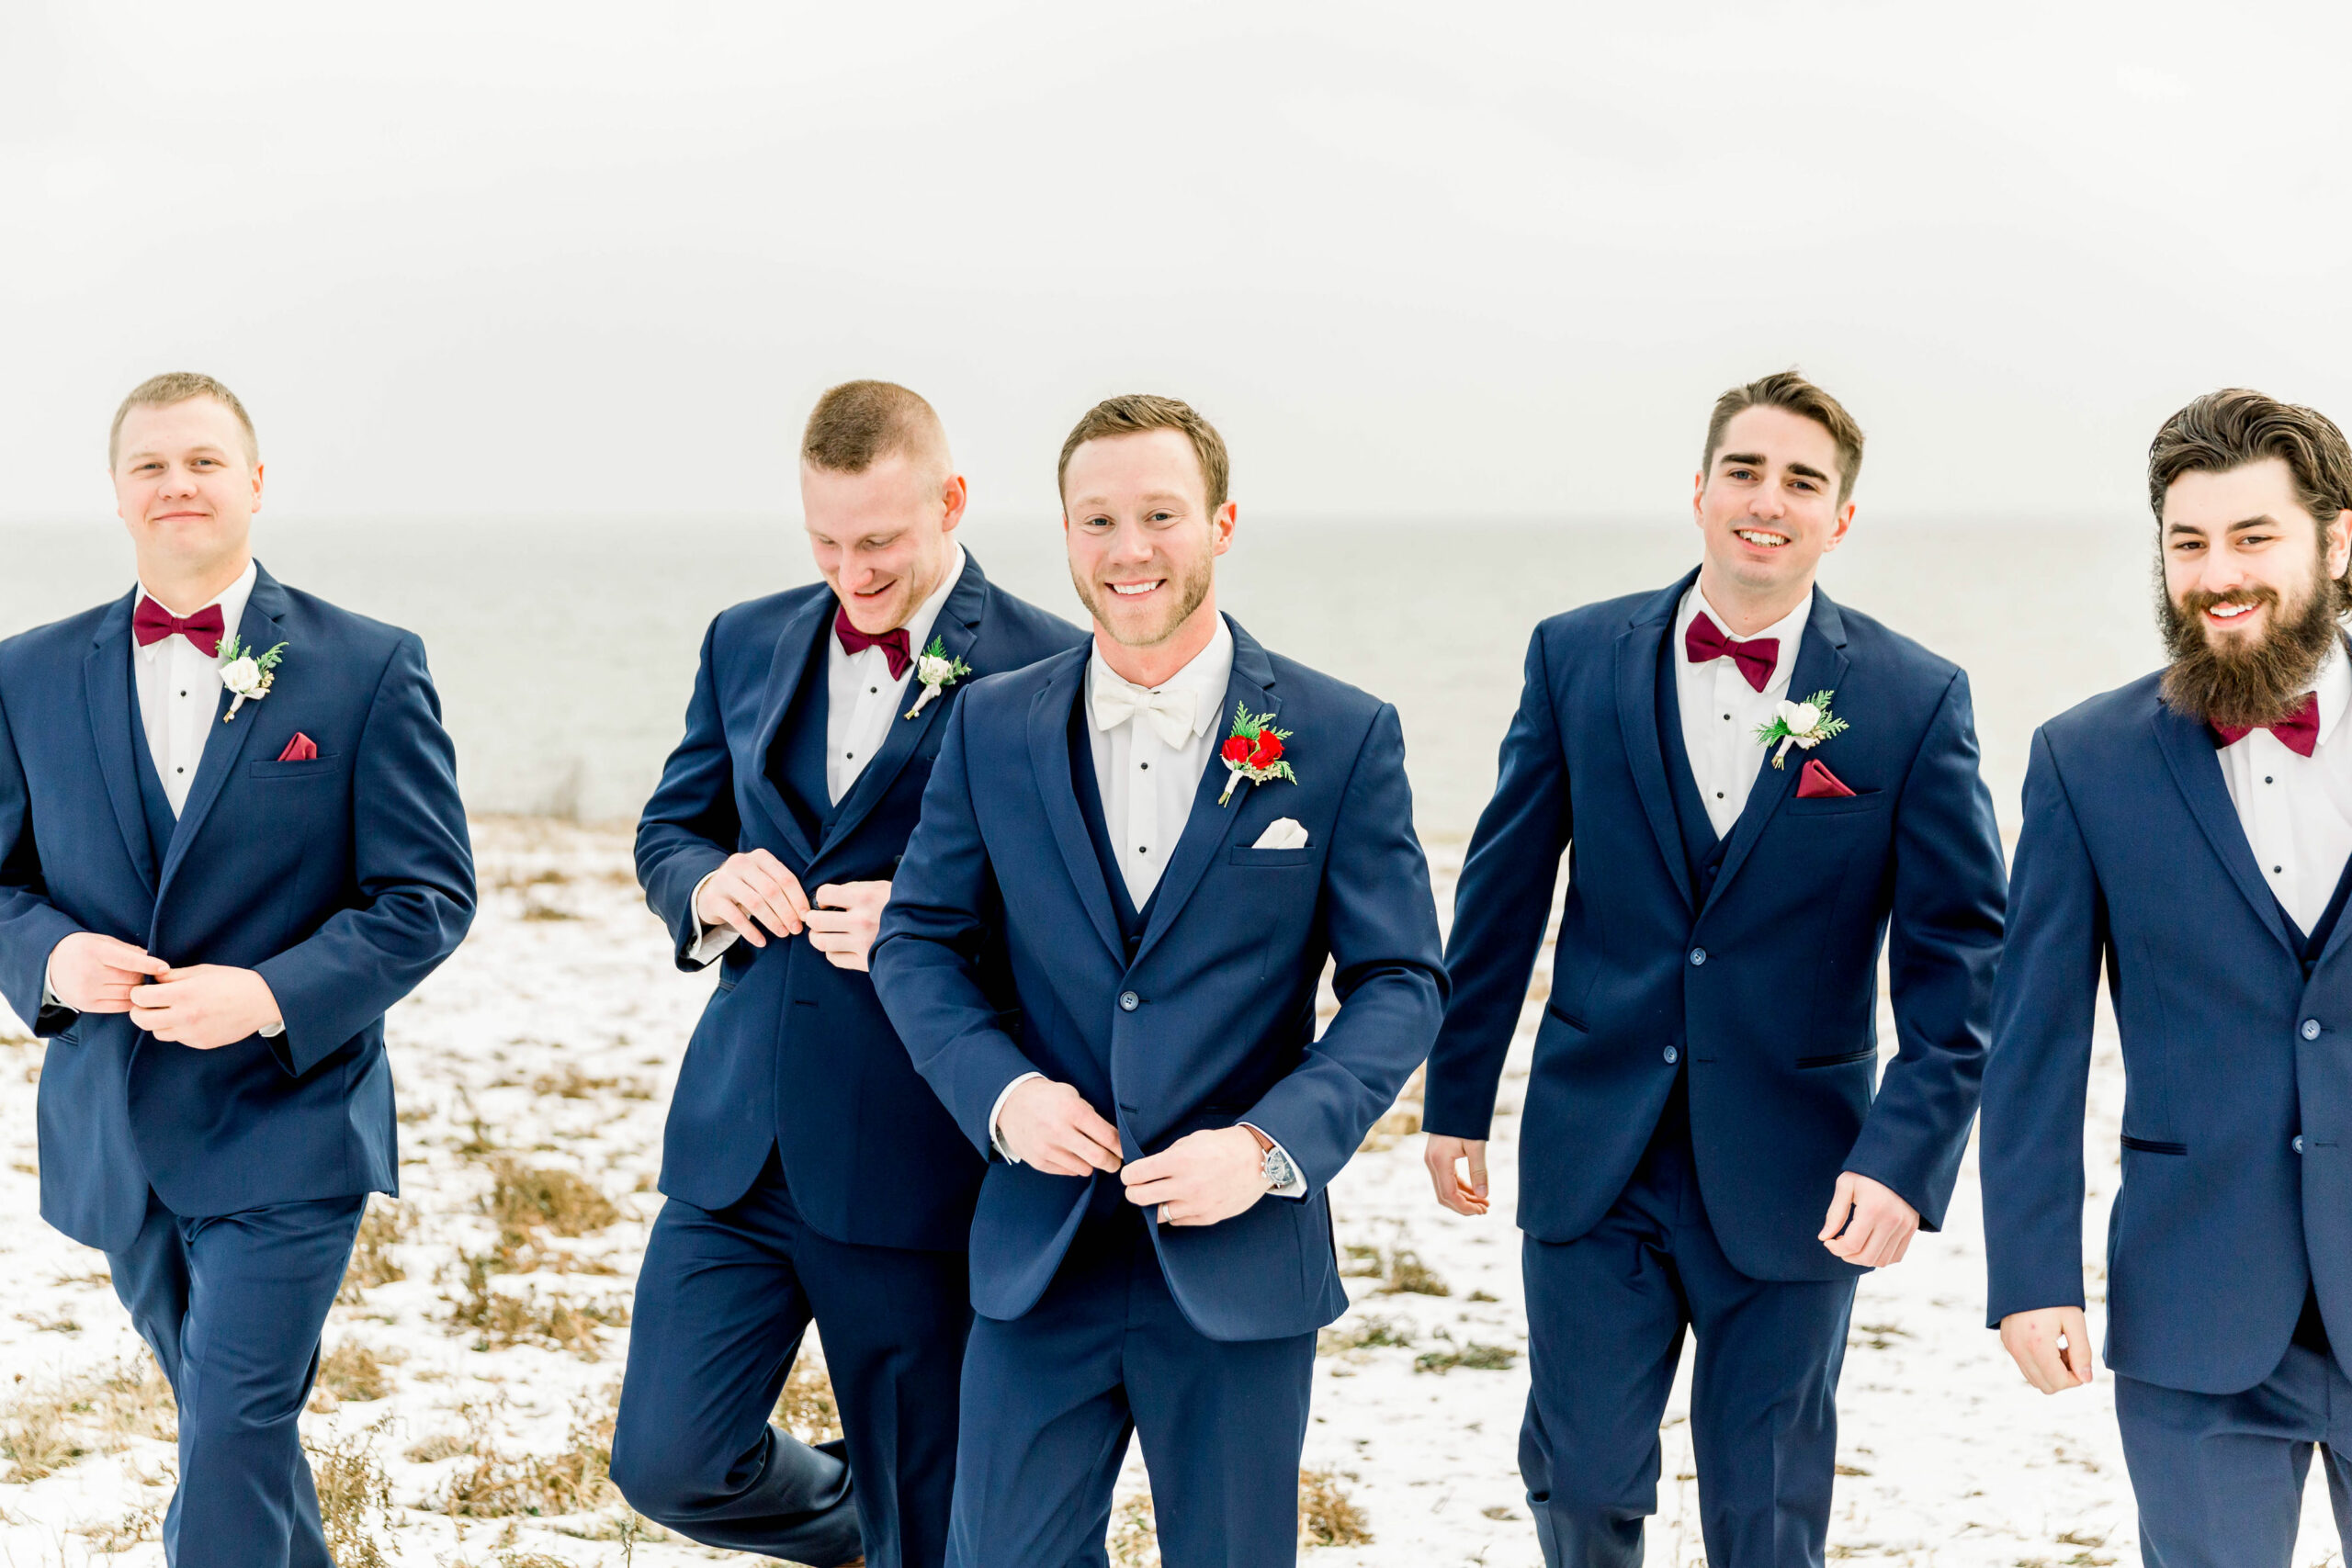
[1066,685,1160,955]
[764,626,841,846]
[128,657,181,864]
[1655,629,1733,908]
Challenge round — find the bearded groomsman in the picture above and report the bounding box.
[1984,389,2352,1564]
[613,381,1082,1568]
[871,395,1444,1567]
[0,374,474,1565]
[1423,371,2006,1567]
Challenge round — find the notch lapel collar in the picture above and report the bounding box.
[820,556,989,861]
[1701,590,1849,918]
[1132,617,1271,968]
[2153,697,2301,960]
[741,592,832,867]
[154,568,288,904]
[1616,573,1699,914]
[1027,655,1125,963]
[83,592,157,897]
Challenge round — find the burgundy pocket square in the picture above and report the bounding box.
[277,733,319,762]
[1795,759,1855,798]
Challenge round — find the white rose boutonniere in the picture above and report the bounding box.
[217,634,288,721]
[1754,689,1848,769]
[903,637,975,720]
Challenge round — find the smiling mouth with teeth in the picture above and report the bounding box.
[1108,581,1163,597]
[1734,528,1790,548]
[2209,602,2257,618]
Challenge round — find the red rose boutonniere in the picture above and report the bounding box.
[1217,702,1298,806]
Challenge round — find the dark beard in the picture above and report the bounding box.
[2158,567,2348,728]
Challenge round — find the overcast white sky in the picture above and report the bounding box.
[6,0,2350,524]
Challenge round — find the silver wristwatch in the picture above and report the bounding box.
[1261,1142,1298,1191]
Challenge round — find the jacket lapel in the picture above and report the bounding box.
[83,591,158,897]
[154,567,286,903]
[741,592,833,867]
[1615,574,1699,914]
[2153,697,2301,961]
[819,555,989,861]
[1131,617,1271,968]
[1027,655,1125,963]
[1701,590,1851,918]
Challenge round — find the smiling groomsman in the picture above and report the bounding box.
[1984,389,2352,1565]
[612,382,1082,1568]
[0,373,474,1566]
[871,395,1445,1567]
[1422,371,2006,1567]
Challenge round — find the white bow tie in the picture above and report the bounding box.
[1091,674,1197,750]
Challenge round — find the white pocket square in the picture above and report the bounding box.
[1251,818,1310,851]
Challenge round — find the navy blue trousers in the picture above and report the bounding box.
[611,1151,968,1568]
[949,1186,1317,1568]
[106,1187,365,1568]
[1520,1103,1856,1568]
[2118,1340,2352,1566]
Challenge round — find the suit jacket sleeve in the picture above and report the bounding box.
[871,694,1040,1156]
[1238,703,1448,1195]
[254,634,476,1077]
[0,685,87,1037]
[1421,626,1574,1139]
[636,616,741,970]
[1979,726,2103,1324]
[1838,669,2007,1230]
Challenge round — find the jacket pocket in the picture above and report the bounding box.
[1543,998,1588,1032]
[1796,1046,1878,1068]
[1227,846,1315,867]
[1783,791,1886,818]
[248,753,350,781]
[2120,1134,2188,1156]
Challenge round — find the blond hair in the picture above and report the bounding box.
[1057,395,1231,512]
[110,372,258,468]
[802,380,951,479]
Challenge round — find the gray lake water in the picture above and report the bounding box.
[0,515,2163,843]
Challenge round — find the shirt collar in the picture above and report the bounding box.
[2313,637,2351,747]
[1677,581,1815,685]
[135,558,258,658]
[1086,615,1235,740]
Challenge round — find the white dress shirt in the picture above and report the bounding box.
[1673,583,1816,839]
[989,618,1305,1199]
[2216,639,2352,937]
[688,547,967,965]
[46,561,282,1035]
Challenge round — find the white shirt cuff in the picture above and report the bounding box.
[989,1072,1046,1162]
[686,869,740,964]
[1241,1122,1309,1199]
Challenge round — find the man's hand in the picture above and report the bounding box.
[695,850,810,948]
[1121,1127,1267,1227]
[807,881,890,972]
[999,1078,1124,1178]
[2001,1305,2096,1393]
[47,932,168,1014]
[1818,1171,1920,1267]
[128,965,282,1051]
[1423,1134,1490,1216]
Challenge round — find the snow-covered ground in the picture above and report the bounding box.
[0,817,2338,1566]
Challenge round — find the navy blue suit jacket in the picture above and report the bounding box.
[0,566,475,1252]
[635,554,1083,1251]
[1425,572,2007,1281]
[1982,673,2352,1393]
[870,618,1447,1342]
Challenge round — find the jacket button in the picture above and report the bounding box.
[1119,991,1140,1012]
[1663,1045,1679,1065]
[1689,947,1708,966]
[2304,1019,2324,1041]
[2294,1135,2307,1154]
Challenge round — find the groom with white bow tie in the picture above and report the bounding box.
[872,394,1445,1567]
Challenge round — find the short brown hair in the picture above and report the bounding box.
[1057,395,1231,513]
[2147,389,2352,534]
[802,380,950,478]
[110,372,258,467]
[1701,370,1865,504]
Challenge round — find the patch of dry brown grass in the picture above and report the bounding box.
[443,1254,630,1359]
[436,1388,622,1517]
[775,1355,842,1444]
[308,1417,397,1568]
[337,1199,414,1303]
[73,1501,163,1551]
[1298,1467,1372,1547]
[307,1339,410,1412]
[0,1357,176,1482]
[1108,1492,1159,1567]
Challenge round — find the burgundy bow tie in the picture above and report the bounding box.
[131,597,225,657]
[835,608,912,680]
[1684,612,1778,693]
[2212,693,2323,758]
